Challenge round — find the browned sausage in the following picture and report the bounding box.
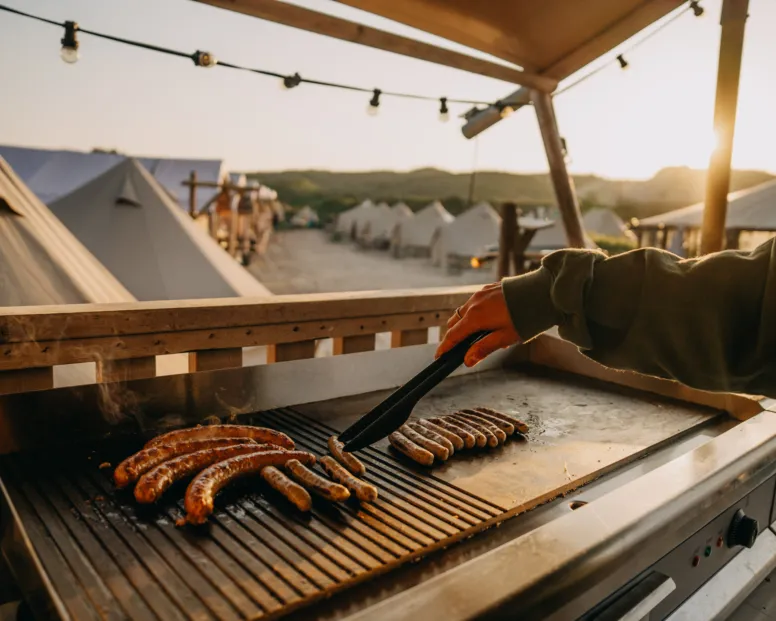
[328,436,366,475]
[114,438,258,489]
[134,444,276,503]
[467,409,515,435]
[285,459,350,502]
[388,432,434,466]
[474,407,530,434]
[416,419,464,451]
[459,411,508,444]
[261,466,312,512]
[184,450,316,524]
[450,414,501,447]
[319,456,378,502]
[440,416,487,448]
[399,424,449,461]
[146,425,295,450]
[408,422,455,457]
[428,417,476,449]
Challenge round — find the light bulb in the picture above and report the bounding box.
[438,97,449,122]
[499,105,514,119]
[367,103,380,117]
[366,88,381,117]
[439,111,450,123]
[617,54,629,70]
[192,50,217,68]
[60,46,79,64]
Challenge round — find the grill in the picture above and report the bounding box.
[0,407,506,621]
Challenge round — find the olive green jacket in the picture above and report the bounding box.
[501,238,776,398]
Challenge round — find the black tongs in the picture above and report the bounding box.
[340,331,489,452]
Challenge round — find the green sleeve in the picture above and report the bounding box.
[501,238,776,397]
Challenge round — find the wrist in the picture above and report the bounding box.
[501,267,562,342]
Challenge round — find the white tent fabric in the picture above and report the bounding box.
[583,208,636,240]
[357,202,392,242]
[528,209,597,252]
[393,200,454,255]
[50,158,271,301]
[0,156,135,306]
[336,199,374,235]
[0,145,224,214]
[431,202,500,268]
[639,179,776,231]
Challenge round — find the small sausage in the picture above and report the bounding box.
[459,411,508,444]
[146,425,295,450]
[399,424,449,461]
[320,456,378,502]
[285,459,350,502]
[474,407,530,434]
[467,409,515,435]
[428,417,476,449]
[114,438,258,488]
[416,419,464,451]
[440,416,487,449]
[388,432,434,466]
[261,466,312,512]
[408,422,454,457]
[328,436,366,475]
[184,450,316,524]
[135,444,276,504]
[450,414,501,447]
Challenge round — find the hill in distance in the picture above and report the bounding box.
[244,166,774,222]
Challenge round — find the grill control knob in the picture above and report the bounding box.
[727,509,759,549]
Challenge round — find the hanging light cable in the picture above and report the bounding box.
[367,88,381,116]
[438,97,450,122]
[60,20,79,64]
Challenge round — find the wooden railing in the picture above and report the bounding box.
[0,287,479,394]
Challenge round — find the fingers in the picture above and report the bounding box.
[436,309,476,358]
[463,330,516,367]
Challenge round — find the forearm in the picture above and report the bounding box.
[502,239,776,396]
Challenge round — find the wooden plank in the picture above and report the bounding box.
[332,334,375,355]
[0,286,477,344]
[498,203,517,280]
[701,0,749,254]
[188,170,197,218]
[96,357,156,383]
[532,91,585,248]
[0,367,53,395]
[391,329,428,348]
[194,0,557,91]
[267,340,316,363]
[0,311,451,371]
[188,348,243,372]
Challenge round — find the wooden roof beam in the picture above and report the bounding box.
[193,0,558,92]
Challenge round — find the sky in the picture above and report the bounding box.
[1,0,775,180]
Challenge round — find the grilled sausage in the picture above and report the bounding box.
[459,411,508,444]
[184,450,316,524]
[319,456,378,502]
[134,444,277,503]
[408,422,455,457]
[388,432,434,466]
[399,424,449,461]
[285,459,350,502]
[416,419,465,451]
[440,416,487,449]
[467,409,515,435]
[327,436,366,475]
[450,414,501,447]
[473,407,530,434]
[428,417,476,449]
[146,425,295,450]
[114,438,258,489]
[261,466,312,512]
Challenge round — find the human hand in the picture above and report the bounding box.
[436,282,520,367]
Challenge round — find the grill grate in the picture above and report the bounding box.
[0,408,506,620]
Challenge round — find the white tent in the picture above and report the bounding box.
[431,202,500,269]
[290,205,320,227]
[357,202,393,245]
[583,208,636,240]
[50,158,271,301]
[526,208,598,252]
[392,200,454,257]
[336,199,374,237]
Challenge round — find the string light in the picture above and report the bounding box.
[690,1,704,17]
[281,72,302,89]
[438,97,450,123]
[60,21,79,64]
[616,54,629,70]
[367,89,381,116]
[497,103,514,119]
[191,50,217,68]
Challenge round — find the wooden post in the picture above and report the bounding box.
[701,0,749,255]
[189,349,243,372]
[0,368,53,395]
[391,329,428,348]
[227,188,238,256]
[97,358,156,383]
[531,90,585,248]
[188,170,198,218]
[725,228,741,250]
[267,341,317,363]
[512,228,539,275]
[333,335,375,355]
[498,203,517,279]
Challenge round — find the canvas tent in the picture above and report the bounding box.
[49,158,271,301]
[0,145,225,214]
[336,199,374,238]
[358,202,413,248]
[524,208,597,253]
[0,156,134,307]
[583,208,636,240]
[431,202,500,270]
[392,200,454,258]
[290,205,320,228]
